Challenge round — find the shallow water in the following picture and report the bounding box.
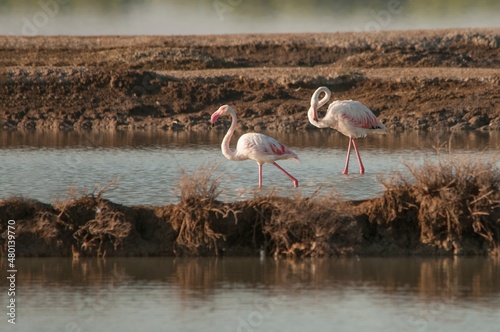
[1,257,500,332]
[0,130,498,205]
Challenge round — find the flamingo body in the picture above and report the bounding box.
[235,133,298,164]
[308,87,387,174]
[211,105,299,188]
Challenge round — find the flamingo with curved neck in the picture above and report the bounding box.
[308,86,387,174]
[211,105,299,188]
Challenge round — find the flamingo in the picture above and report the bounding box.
[308,86,387,174]
[210,105,299,188]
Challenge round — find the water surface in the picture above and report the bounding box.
[0,130,498,205]
[1,257,500,332]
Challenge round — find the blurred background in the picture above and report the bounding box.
[0,0,499,36]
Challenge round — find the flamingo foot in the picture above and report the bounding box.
[272,162,298,188]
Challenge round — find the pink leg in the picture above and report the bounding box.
[351,138,365,174]
[342,138,352,175]
[272,162,298,188]
[258,163,263,188]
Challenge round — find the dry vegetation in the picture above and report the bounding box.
[0,157,499,257]
[170,165,237,256]
[368,156,500,255]
[258,193,359,258]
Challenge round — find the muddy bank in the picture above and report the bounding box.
[1,158,499,258]
[0,28,499,131]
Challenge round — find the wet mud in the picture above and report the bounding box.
[0,28,499,131]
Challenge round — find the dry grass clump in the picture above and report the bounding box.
[259,192,358,258]
[170,165,239,256]
[377,156,500,254]
[409,157,499,253]
[72,201,132,257]
[55,181,133,257]
[0,197,70,256]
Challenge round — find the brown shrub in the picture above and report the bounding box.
[170,165,239,256]
[0,197,71,256]
[60,182,176,257]
[72,199,132,257]
[408,157,500,254]
[372,156,500,255]
[258,192,359,258]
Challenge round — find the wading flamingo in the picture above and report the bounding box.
[211,105,299,188]
[308,86,387,174]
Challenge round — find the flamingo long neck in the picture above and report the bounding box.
[308,87,331,128]
[221,107,239,161]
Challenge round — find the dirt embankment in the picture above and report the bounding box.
[1,158,499,258]
[0,29,499,131]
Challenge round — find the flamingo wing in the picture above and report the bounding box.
[237,133,298,163]
[327,100,387,138]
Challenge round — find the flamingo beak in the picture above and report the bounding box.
[309,106,318,122]
[210,111,220,125]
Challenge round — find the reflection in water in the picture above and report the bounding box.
[8,257,500,301]
[1,129,499,150]
[2,257,500,331]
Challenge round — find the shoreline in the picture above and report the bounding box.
[0,191,497,258]
[1,28,499,131]
[1,156,498,258]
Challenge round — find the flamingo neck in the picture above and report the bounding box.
[308,87,332,128]
[307,106,323,127]
[221,107,239,161]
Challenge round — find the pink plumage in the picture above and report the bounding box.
[211,105,299,188]
[308,86,387,174]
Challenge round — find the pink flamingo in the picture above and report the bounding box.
[308,86,387,174]
[211,105,299,188]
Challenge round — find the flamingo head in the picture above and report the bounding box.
[308,104,319,122]
[210,105,230,124]
[308,86,330,123]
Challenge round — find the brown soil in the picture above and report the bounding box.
[0,28,499,131]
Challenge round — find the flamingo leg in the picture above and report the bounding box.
[342,138,352,175]
[351,138,365,174]
[258,163,263,188]
[272,162,298,188]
